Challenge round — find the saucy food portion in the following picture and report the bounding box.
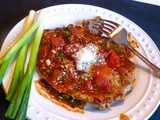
[35,23,135,112]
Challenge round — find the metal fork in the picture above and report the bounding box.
[90,18,160,77]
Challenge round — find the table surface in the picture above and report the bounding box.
[0,0,160,120]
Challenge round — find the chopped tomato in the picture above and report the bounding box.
[81,80,92,91]
[93,64,112,76]
[70,27,83,37]
[51,37,66,49]
[94,75,110,92]
[38,45,49,59]
[107,49,128,73]
[93,64,111,92]
[46,51,55,60]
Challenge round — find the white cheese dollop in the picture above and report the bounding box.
[75,44,98,72]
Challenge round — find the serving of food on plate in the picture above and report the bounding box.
[35,21,136,113]
[1,4,160,120]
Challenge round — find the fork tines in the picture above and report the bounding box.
[99,19,120,35]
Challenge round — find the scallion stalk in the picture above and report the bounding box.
[0,56,14,84]
[6,10,36,101]
[0,10,41,65]
[5,23,44,119]
[15,80,32,120]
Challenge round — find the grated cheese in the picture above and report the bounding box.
[75,44,98,72]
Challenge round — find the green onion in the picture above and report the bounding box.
[0,10,36,85]
[15,78,32,120]
[0,10,41,65]
[5,23,44,119]
[0,56,14,84]
[6,10,35,101]
[57,51,64,58]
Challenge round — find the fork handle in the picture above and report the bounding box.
[128,45,160,77]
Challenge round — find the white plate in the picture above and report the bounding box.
[1,4,160,120]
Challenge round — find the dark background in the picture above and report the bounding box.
[0,0,160,120]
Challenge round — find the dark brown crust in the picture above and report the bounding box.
[35,80,85,113]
